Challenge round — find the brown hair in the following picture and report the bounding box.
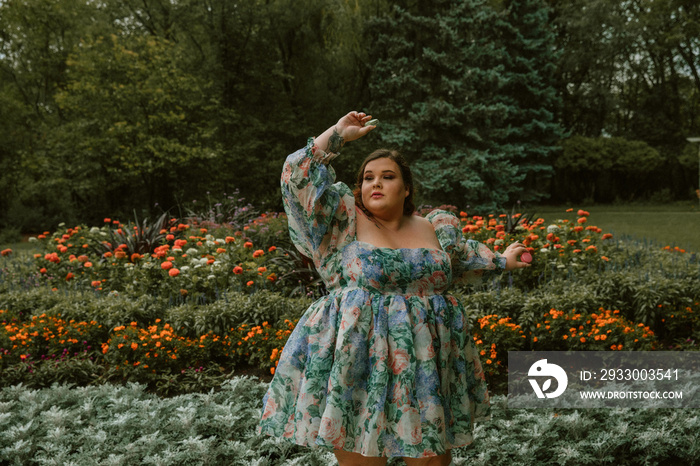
[353,149,416,216]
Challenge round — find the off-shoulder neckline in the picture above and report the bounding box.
[352,207,452,252]
[352,240,446,254]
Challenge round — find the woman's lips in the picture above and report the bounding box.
[371,192,383,198]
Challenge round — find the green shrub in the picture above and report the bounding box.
[165,290,310,338]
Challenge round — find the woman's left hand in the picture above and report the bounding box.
[502,242,531,271]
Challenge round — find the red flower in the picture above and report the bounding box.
[233,266,243,274]
[577,210,590,217]
[161,261,173,270]
[253,249,264,258]
[169,268,180,277]
[577,217,587,224]
[226,236,236,244]
[65,273,74,281]
[91,280,101,287]
[244,241,253,249]
[0,248,12,256]
[246,280,254,287]
[268,246,277,252]
[166,234,175,241]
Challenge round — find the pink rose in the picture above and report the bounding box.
[389,339,411,375]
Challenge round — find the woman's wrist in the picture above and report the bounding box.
[314,125,345,154]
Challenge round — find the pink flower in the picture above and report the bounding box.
[390,343,411,375]
[261,398,277,421]
[396,410,422,445]
[318,407,345,449]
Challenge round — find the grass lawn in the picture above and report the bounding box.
[533,202,700,253]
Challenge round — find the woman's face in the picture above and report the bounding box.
[361,157,409,217]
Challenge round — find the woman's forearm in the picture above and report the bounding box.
[314,125,345,153]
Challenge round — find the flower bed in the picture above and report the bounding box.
[0,207,698,395]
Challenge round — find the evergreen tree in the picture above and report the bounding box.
[491,0,565,203]
[367,0,563,211]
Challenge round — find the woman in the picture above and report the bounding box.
[259,111,530,465]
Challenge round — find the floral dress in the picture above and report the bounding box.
[258,139,506,458]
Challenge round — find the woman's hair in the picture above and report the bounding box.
[353,149,416,216]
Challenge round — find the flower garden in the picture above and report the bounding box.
[1,202,699,464]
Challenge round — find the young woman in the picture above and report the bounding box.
[259,111,530,465]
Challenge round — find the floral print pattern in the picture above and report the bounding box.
[258,139,505,458]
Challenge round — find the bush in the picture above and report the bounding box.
[554,136,666,202]
[165,290,310,338]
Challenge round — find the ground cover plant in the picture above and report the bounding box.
[1,380,699,466]
[0,204,699,464]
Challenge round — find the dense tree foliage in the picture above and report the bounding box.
[0,0,698,233]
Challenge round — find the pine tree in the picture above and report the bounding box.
[491,0,565,204]
[367,0,563,211]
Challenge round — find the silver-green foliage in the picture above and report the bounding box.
[2,379,700,466]
[0,377,332,466]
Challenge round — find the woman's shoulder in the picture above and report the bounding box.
[425,209,460,228]
[422,209,462,252]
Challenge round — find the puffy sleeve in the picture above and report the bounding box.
[281,138,356,263]
[426,209,506,286]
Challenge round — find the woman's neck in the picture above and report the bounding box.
[369,212,405,232]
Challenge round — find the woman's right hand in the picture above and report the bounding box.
[336,111,375,143]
